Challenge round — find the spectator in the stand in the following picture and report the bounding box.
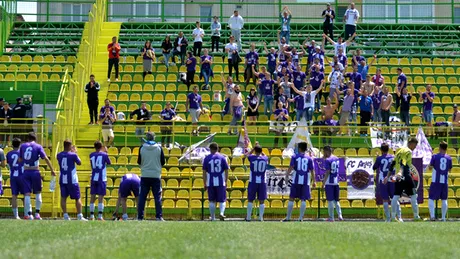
[345,65,363,90]
[292,64,307,93]
[263,42,278,78]
[339,88,355,135]
[420,84,435,136]
[327,63,343,100]
[246,88,259,124]
[0,102,13,145]
[107,36,121,82]
[12,97,32,140]
[85,74,100,125]
[228,10,244,52]
[302,38,317,74]
[356,54,376,80]
[261,77,275,116]
[310,65,325,112]
[252,64,271,81]
[290,87,306,122]
[343,81,360,132]
[343,2,359,40]
[322,3,335,41]
[371,82,383,122]
[451,104,460,148]
[130,102,151,142]
[278,68,292,98]
[172,31,188,66]
[324,33,356,56]
[372,68,385,87]
[273,101,289,148]
[395,67,407,111]
[100,99,116,116]
[100,106,116,147]
[141,40,155,80]
[337,48,348,71]
[290,81,324,125]
[397,85,412,127]
[380,85,393,126]
[359,89,373,136]
[277,30,289,63]
[279,6,292,44]
[322,95,339,146]
[160,102,176,148]
[361,74,375,96]
[313,37,326,71]
[285,47,305,68]
[186,86,203,136]
[221,72,235,115]
[225,36,239,80]
[192,21,205,57]
[229,85,244,135]
[274,86,288,110]
[161,35,173,71]
[211,16,221,53]
[351,49,364,67]
[185,52,197,87]
[245,43,259,86]
[200,49,213,90]
[325,55,344,73]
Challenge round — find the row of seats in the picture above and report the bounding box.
[0,64,74,73]
[0,73,63,82]
[0,55,76,63]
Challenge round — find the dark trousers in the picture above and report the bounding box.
[211,36,220,52]
[400,110,410,126]
[137,177,163,220]
[186,70,195,87]
[87,100,98,123]
[193,42,202,57]
[172,50,186,65]
[381,109,391,126]
[345,24,356,40]
[228,59,239,79]
[107,58,119,79]
[360,111,372,134]
[395,95,401,111]
[244,66,256,85]
[451,130,459,149]
[323,23,333,43]
[161,126,172,146]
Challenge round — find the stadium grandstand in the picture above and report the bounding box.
[0,0,459,222]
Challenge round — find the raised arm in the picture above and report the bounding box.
[290,82,303,96]
[323,33,335,45]
[263,42,269,54]
[346,33,357,45]
[313,80,325,94]
[369,54,377,67]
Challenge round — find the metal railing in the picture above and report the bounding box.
[0,0,17,55]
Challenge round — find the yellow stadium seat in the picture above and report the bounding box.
[154,94,164,101]
[49,74,61,81]
[448,199,457,208]
[270,200,283,208]
[432,107,443,115]
[44,55,54,62]
[410,58,420,65]
[191,200,202,208]
[230,200,243,208]
[67,56,77,63]
[0,64,8,72]
[230,190,243,199]
[434,67,444,75]
[351,200,364,208]
[156,74,166,82]
[167,179,179,188]
[16,74,26,81]
[165,93,175,101]
[423,68,433,75]
[270,157,282,166]
[439,86,449,94]
[442,96,452,104]
[177,190,189,199]
[116,104,127,112]
[167,157,179,166]
[448,77,458,85]
[144,84,154,92]
[130,93,141,102]
[389,58,398,65]
[454,96,460,103]
[412,67,422,75]
[445,67,455,75]
[365,200,376,208]
[167,74,177,82]
[131,83,142,92]
[163,199,175,208]
[357,148,369,156]
[18,64,29,71]
[117,156,128,165]
[122,75,132,82]
[143,74,154,82]
[124,65,134,72]
[399,58,409,65]
[425,76,435,84]
[232,157,243,166]
[176,200,188,208]
[4,73,14,81]
[232,180,245,188]
[444,106,453,115]
[141,93,152,101]
[422,58,431,65]
[52,65,63,72]
[346,148,357,157]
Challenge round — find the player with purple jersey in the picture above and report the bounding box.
[372,143,399,222]
[6,138,24,219]
[322,145,343,221]
[57,140,87,221]
[113,173,140,221]
[203,142,229,221]
[428,141,452,221]
[244,143,268,221]
[283,142,315,222]
[89,140,111,220]
[19,132,56,220]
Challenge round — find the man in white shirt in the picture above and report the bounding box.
[343,2,359,40]
[327,63,343,100]
[290,81,324,126]
[323,33,356,56]
[192,21,205,57]
[228,10,244,52]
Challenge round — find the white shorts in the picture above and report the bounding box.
[190,109,201,123]
[102,129,114,141]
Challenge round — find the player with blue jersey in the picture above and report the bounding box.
[113,173,140,221]
[203,142,229,221]
[322,145,343,221]
[6,138,23,219]
[283,142,315,222]
[57,140,87,221]
[19,132,56,220]
[244,143,268,221]
[89,140,111,220]
[428,141,452,221]
[372,143,399,222]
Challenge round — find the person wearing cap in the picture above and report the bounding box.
[322,3,335,43]
[210,16,221,52]
[228,10,244,52]
[279,6,292,44]
[12,97,32,141]
[451,104,460,148]
[343,2,359,40]
[137,132,165,221]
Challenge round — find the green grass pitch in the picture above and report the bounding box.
[1,221,458,258]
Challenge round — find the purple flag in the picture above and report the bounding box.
[314,157,346,182]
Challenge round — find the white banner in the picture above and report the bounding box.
[282,119,320,158]
[413,127,432,166]
[346,158,375,199]
[370,127,408,150]
[269,121,298,133]
[266,168,290,195]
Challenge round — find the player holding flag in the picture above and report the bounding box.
[373,143,400,222]
[112,173,141,221]
[89,140,111,220]
[6,138,24,219]
[19,132,56,220]
[283,142,315,222]
[322,145,343,222]
[57,140,87,221]
[244,142,268,221]
[203,142,229,221]
[428,141,452,221]
[386,137,422,221]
